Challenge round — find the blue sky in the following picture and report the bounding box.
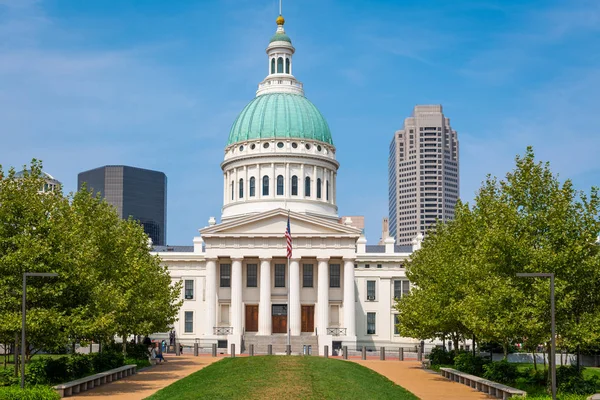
[1,0,599,244]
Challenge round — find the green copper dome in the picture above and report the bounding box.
[227,93,333,146]
[270,32,291,43]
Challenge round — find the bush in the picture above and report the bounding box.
[521,366,547,386]
[0,385,60,400]
[67,354,93,379]
[40,357,70,384]
[90,349,124,372]
[0,368,18,387]
[556,366,599,395]
[125,357,151,370]
[428,347,454,366]
[482,360,519,384]
[453,352,488,375]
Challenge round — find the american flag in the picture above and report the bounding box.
[285,214,292,258]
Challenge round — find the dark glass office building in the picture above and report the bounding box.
[78,166,167,246]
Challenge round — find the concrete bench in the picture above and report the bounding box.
[440,368,527,399]
[588,395,600,400]
[53,364,137,398]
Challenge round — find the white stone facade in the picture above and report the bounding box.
[151,15,426,355]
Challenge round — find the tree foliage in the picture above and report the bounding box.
[396,147,600,358]
[0,160,182,367]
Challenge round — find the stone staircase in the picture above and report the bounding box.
[243,333,318,355]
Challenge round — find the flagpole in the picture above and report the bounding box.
[287,210,291,351]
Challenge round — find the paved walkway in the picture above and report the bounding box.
[70,355,220,400]
[353,360,493,400]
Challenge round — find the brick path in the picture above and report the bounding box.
[353,360,493,400]
[70,355,220,400]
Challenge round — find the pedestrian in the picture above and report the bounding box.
[152,344,166,363]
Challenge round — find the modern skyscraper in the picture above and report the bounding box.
[78,166,167,245]
[388,105,459,246]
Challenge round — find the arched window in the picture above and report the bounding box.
[326,180,330,200]
[305,176,311,197]
[231,181,234,200]
[285,58,290,74]
[277,175,284,195]
[271,58,275,74]
[263,175,269,196]
[277,57,283,73]
[317,178,322,199]
[239,178,244,199]
[250,177,256,197]
[291,175,298,195]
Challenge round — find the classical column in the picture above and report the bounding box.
[205,258,217,336]
[258,257,272,335]
[289,258,301,336]
[343,258,356,337]
[317,257,329,335]
[231,258,243,335]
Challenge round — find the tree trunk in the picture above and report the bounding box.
[122,335,127,355]
[13,333,19,378]
[503,339,509,360]
[71,342,76,354]
[577,344,581,371]
[533,349,538,370]
[453,334,459,354]
[3,343,7,369]
[547,343,553,392]
[442,333,446,351]
[542,349,547,370]
[472,335,476,356]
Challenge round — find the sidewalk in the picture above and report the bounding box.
[70,355,220,400]
[353,360,493,400]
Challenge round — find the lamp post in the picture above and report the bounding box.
[516,272,555,400]
[21,272,58,389]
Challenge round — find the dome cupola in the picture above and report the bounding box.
[221,13,339,222]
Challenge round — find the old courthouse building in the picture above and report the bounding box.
[152,14,423,356]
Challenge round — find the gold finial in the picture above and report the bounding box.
[276,15,285,26]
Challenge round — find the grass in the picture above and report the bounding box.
[146,356,418,400]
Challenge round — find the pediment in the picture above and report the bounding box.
[200,209,361,238]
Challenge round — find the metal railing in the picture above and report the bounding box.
[326,327,346,336]
[213,327,233,335]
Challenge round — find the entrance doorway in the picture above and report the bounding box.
[245,305,258,332]
[301,305,314,333]
[272,304,287,334]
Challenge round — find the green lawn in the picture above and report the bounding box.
[146,356,418,400]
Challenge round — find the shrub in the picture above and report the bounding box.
[0,368,18,387]
[67,354,93,379]
[521,366,547,386]
[482,360,519,384]
[0,385,60,400]
[40,357,70,384]
[453,352,488,375]
[125,357,151,370]
[428,347,454,366]
[556,366,599,395]
[90,350,124,372]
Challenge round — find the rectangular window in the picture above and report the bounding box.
[303,264,313,287]
[184,280,194,300]
[220,264,231,287]
[394,280,410,299]
[275,264,286,287]
[367,280,376,300]
[184,311,193,333]
[247,264,257,287]
[394,314,401,335]
[367,312,376,335]
[329,264,340,288]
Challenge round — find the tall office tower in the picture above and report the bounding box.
[388,105,459,246]
[78,166,167,246]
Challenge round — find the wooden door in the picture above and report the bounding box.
[272,305,287,334]
[245,305,258,332]
[301,305,314,333]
